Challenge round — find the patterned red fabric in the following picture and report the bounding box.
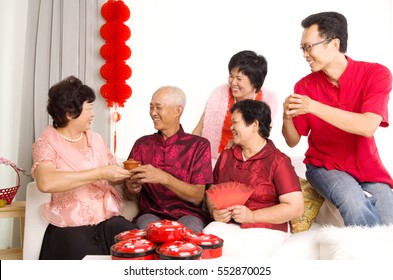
[213,140,300,232]
[129,126,213,224]
[31,126,122,227]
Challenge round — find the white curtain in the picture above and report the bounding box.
[18,0,110,198]
[1,0,109,250]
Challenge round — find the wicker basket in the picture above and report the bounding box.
[0,164,21,205]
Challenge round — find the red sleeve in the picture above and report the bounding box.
[189,138,213,185]
[272,154,301,196]
[360,64,392,127]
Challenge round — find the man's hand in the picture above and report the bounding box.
[130,164,169,185]
[283,93,313,118]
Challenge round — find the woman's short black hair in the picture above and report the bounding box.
[230,99,271,139]
[47,75,95,128]
[301,11,348,53]
[228,50,268,92]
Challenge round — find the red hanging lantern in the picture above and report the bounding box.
[100,22,131,41]
[100,43,131,61]
[100,62,132,81]
[100,0,132,154]
[100,82,132,107]
[101,0,130,22]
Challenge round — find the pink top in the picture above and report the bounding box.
[293,56,393,188]
[31,126,123,227]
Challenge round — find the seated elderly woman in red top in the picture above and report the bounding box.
[123,86,213,233]
[204,99,304,259]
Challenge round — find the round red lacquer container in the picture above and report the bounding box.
[184,227,193,236]
[184,233,223,259]
[110,238,156,260]
[155,240,203,260]
[146,220,186,243]
[114,229,147,243]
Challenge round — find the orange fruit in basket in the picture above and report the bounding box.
[0,199,6,207]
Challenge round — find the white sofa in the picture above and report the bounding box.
[23,156,341,260]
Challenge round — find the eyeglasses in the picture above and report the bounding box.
[300,38,334,53]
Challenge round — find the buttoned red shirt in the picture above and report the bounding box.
[293,56,393,187]
[213,140,300,232]
[129,126,213,224]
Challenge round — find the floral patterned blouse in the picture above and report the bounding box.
[31,126,123,227]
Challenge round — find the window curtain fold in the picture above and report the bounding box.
[18,0,109,201]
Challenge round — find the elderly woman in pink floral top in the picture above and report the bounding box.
[32,76,136,260]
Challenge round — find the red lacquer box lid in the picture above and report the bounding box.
[183,233,223,249]
[146,220,186,243]
[114,229,147,243]
[155,240,203,260]
[184,233,223,259]
[111,239,156,260]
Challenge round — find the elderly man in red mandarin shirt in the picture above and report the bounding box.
[124,86,213,233]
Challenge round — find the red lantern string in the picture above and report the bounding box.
[112,109,121,154]
[100,0,132,154]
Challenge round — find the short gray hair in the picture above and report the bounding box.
[156,85,186,109]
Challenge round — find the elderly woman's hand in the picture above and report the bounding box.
[99,165,132,182]
[210,208,232,223]
[228,205,255,224]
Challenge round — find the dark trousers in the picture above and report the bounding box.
[39,215,137,260]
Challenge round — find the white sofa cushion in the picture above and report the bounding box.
[203,221,289,259]
[271,222,322,260]
[318,224,393,260]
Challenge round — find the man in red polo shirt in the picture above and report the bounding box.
[124,86,213,232]
[282,11,393,227]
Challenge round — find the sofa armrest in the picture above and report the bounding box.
[23,182,50,260]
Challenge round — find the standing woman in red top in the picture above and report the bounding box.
[282,11,393,226]
[192,50,277,163]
